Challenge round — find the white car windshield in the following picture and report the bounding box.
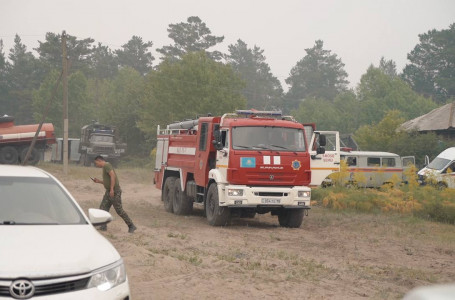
[427,157,450,170]
[0,177,86,225]
[232,126,306,151]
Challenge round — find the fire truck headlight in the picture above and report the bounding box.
[228,189,244,196]
[298,191,310,198]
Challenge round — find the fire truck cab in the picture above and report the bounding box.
[154,110,339,227]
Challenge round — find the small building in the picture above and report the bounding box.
[401,102,455,140]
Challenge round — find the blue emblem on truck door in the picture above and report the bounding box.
[241,157,256,168]
[292,160,301,170]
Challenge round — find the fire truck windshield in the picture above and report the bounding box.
[232,126,306,152]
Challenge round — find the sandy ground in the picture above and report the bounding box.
[56,167,455,300]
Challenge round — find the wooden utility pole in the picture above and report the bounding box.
[62,31,69,174]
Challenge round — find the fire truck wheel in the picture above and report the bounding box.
[173,180,193,215]
[0,146,19,164]
[278,209,304,228]
[20,147,40,165]
[162,177,176,213]
[206,183,230,226]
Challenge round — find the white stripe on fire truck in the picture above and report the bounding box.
[0,132,45,140]
[263,156,281,165]
[168,146,196,155]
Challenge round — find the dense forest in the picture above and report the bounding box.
[0,17,454,163]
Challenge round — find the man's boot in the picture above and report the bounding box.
[128,224,137,233]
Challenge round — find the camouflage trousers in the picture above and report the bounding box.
[100,188,134,227]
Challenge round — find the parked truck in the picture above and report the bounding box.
[154,110,339,227]
[0,115,56,165]
[78,122,126,167]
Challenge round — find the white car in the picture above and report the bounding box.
[418,147,455,189]
[0,165,130,299]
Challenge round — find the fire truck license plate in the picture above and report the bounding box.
[261,198,281,204]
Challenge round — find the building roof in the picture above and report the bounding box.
[401,102,455,132]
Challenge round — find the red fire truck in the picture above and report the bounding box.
[154,110,339,227]
[0,115,56,165]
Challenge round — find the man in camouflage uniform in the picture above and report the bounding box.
[93,155,136,233]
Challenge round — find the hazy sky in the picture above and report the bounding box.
[1,0,454,89]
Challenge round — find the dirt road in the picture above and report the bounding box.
[53,166,455,300]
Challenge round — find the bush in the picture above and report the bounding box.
[314,184,455,224]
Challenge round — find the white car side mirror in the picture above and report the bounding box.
[88,208,113,226]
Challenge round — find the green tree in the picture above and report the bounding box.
[378,57,397,78]
[402,23,455,104]
[157,16,224,62]
[285,40,348,112]
[291,90,360,134]
[8,35,40,90]
[89,43,118,79]
[35,32,94,75]
[292,97,340,130]
[354,110,405,151]
[332,90,362,134]
[357,66,437,125]
[0,39,9,115]
[115,36,154,75]
[4,35,42,123]
[138,51,246,138]
[0,39,6,73]
[226,39,283,110]
[33,70,95,137]
[93,68,148,155]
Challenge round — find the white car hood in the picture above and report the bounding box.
[418,167,440,176]
[0,225,120,279]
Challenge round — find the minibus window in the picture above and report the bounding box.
[382,158,396,167]
[367,157,380,167]
[346,156,357,166]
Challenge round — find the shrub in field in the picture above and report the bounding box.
[381,190,422,214]
[412,187,455,224]
[328,160,349,187]
[403,164,419,190]
[316,183,455,224]
[352,171,367,188]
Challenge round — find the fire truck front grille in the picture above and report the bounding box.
[93,146,115,154]
[254,192,288,197]
[246,173,297,185]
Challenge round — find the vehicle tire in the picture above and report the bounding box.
[162,177,176,213]
[0,146,19,164]
[278,209,304,228]
[205,183,230,226]
[173,179,193,215]
[437,182,447,190]
[20,147,40,165]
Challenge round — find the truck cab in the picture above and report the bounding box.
[78,123,126,167]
